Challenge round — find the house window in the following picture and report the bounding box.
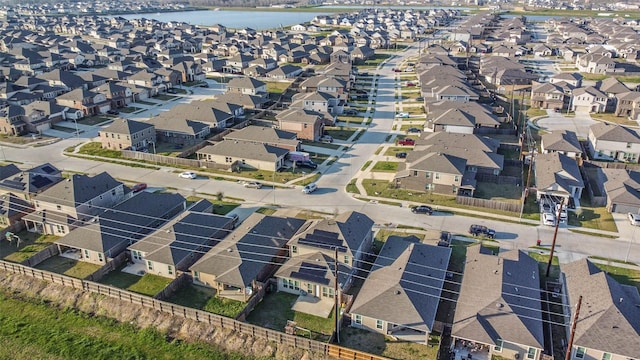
[56,224,64,233]
[435,173,440,180]
[328,288,334,298]
[344,255,349,264]
[225,156,232,163]
[131,250,140,260]
[425,172,431,178]
[425,184,433,191]
[454,175,460,182]
[494,340,503,352]
[575,348,585,359]
[56,205,62,211]
[627,142,633,149]
[147,261,153,271]
[293,280,299,291]
[354,314,362,324]
[168,265,173,275]
[527,347,536,359]
[601,353,611,360]
[291,245,297,254]
[375,319,383,330]
[322,287,328,297]
[84,249,89,258]
[282,278,289,289]
[193,271,199,280]
[307,283,313,293]
[98,253,103,262]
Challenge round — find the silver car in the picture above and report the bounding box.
[629,213,640,226]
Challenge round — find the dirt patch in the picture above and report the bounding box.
[0,271,329,360]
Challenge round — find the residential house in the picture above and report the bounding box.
[226,77,267,97]
[276,211,374,316]
[601,168,640,214]
[540,130,582,159]
[129,210,234,279]
[196,140,288,172]
[425,104,502,134]
[164,101,234,130]
[549,72,582,88]
[299,75,348,95]
[55,88,111,117]
[534,152,584,202]
[530,82,568,110]
[395,152,470,196]
[54,192,186,265]
[0,193,33,233]
[93,82,132,109]
[350,236,451,344]
[291,91,344,116]
[99,118,156,151]
[452,246,544,360]
[571,87,607,113]
[597,77,629,112]
[0,163,63,201]
[276,108,325,141]
[561,259,640,360]
[576,53,617,74]
[148,114,210,146]
[588,122,640,163]
[23,172,125,235]
[223,126,300,152]
[190,213,307,301]
[0,100,68,135]
[614,91,640,120]
[213,92,269,110]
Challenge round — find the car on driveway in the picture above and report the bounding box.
[131,183,147,192]
[629,213,640,226]
[404,82,416,87]
[344,109,359,116]
[167,89,177,94]
[438,231,452,247]
[542,212,556,226]
[411,205,433,215]
[319,135,333,143]
[397,138,415,146]
[407,127,421,133]
[415,97,424,101]
[243,181,262,189]
[395,152,407,158]
[295,160,318,169]
[468,224,496,239]
[395,112,409,118]
[179,171,197,179]
[107,109,119,115]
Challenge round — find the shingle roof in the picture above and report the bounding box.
[590,122,640,143]
[541,130,582,154]
[602,168,640,208]
[190,214,307,288]
[36,172,121,207]
[452,246,544,349]
[101,118,154,135]
[535,152,584,195]
[562,259,640,357]
[350,236,451,332]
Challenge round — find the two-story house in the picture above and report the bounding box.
[226,76,266,97]
[99,118,156,151]
[55,88,110,117]
[588,122,640,163]
[571,86,608,113]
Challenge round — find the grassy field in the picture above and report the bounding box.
[0,232,59,263]
[0,291,251,360]
[246,292,334,341]
[99,272,172,297]
[76,142,122,158]
[168,284,245,318]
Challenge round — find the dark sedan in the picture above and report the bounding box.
[411,205,433,215]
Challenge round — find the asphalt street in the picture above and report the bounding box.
[3,42,639,265]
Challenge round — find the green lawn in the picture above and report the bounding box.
[371,161,399,172]
[35,256,101,279]
[168,284,245,318]
[119,106,143,113]
[340,327,439,360]
[99,272,172,297]
[246,292,334,340]
[528,251,560,279]
[324,127,358,141]
[569,204,618,232]
[0,232,59,263]
[265,81,291,94]
[76,142,122,158]
[591,112,638,127]
[383,147,410,157]
[592,263,640,292]
[474,182,521,203]
[255,207,277,215]
[77,115,113,126]
[0,292,251,360]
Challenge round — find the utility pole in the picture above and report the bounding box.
[519,148,535,219]
[565,295,583,360]
[334,246,340,344]
[546,198,564,277]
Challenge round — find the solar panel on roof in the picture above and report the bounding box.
[31,175,53,189]
[291,262,330,285]
[297,231,346,252]
[0,179,24,190]
[40,165,56,174]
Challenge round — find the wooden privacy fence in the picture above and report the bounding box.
[0,259,389,360]
[456,196,520,214]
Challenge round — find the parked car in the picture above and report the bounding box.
[629,213,640,226]
[344,109,359,116]
[107,109,119,115]
[415,97,424,101]
[438,231,452,247]
[296,160,318,169]
[393,68,402,72]
[199,83,209,88]
[243,181,262,189]
[542,212,556,226]
[319,135,333,143]
[407,127,421,133]
[411,205,433,215]
[468,224,496,239]
[302,183,318,194]
[131,183,147,192]
[555,203,567,223]
[404,82,416,87]
[167,89,177,94]
[179,171,197,179]
[395,112,409,118]
[395,152,407,158]
[397,138,415,146]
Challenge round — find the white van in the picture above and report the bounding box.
[302,183,318,194]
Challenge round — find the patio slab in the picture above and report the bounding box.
[291,294,333,318]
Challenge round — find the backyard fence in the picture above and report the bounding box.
[0,259,389,360]
[120,150,231,171]
[583,159,640,171]
[235,280,270,322]
[20,244,59,267]
[85,252,129,283]
[455,196,520,214]
[474,173,521,185]
[153,272,190,300]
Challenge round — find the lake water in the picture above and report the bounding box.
[119,10,331,30]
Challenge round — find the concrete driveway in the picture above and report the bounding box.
[535,109,597,138]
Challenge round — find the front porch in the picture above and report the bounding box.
[291,293,334,318]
